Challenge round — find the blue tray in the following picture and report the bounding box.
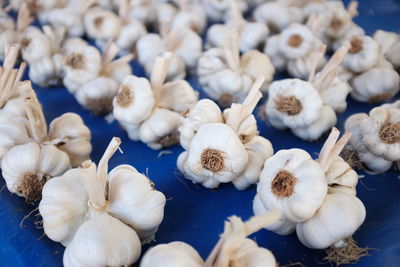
[1,0,400,266]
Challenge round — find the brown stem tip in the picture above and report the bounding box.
[276,95,302,116]
[116,85,133,107]
[379,122,400,144]
[219,93,233,108]
[271,170,297,198]
[17,174,46,202]
[201,149,224,172]
[86,96,114,116]
[288,34,304,48]
[348,37,363,54]
[66,53,85,69]
[330,17,343,31]
[368,92,392,103]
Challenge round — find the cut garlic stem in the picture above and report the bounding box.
[150,53,171,93]
[19,81,47,142]
[16,2,33,32]
[97,137,122,190]
[307,44,327,83]
[347,1,359,18]
[118,0,130,23]
[229,0,245,30]
[102,41,120,67]
[223,33,241,70]
[318,128,352,172]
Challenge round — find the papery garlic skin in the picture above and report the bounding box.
[2,142,70,201]
[156,80,199,113]
[179,99,223,150]
[350,68,400,103]
[178,123,248,188]
[84,7,122,41]
[0,116,31,162]
[320,77,352,113]
[203,0,248,22]
[256,149,327,223]
[20,26,53,64]
[48,113,92,167]
[296,191,366,249]
[342,36,379,73]
[115,20,147,55]
[140,241,204,267]
[29,53,64,87]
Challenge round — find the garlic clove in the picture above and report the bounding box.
[107,165,166,243]
[369,107,389,123]
[39,169,89,246]
[1,97,27,117]
[83,7,122,40]
[157,80,198,113]
[0,116,31,161]
[325,157,358,189]
[39,145,71,178]
[296,191,366,249]
[63,212,141,267]
[229,238,277,267]
[233,136,274,190]
[240,50,275,92]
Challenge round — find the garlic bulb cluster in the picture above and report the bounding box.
[254,128,367,264]
[263,44,351,141]
[63,40,132,116]
[198,35,274,107]
[113,54,198,150]
[341,35,400,103]
[374,30,400,71]
[253,1,303,34]
[264,22,326,78]
[84,0,147,56]
[206,0,269,53]
[137,26,202,80]
[2,81,91,202]
[203,0,248,23]
[140,210,280,267]
[343,101,400,173]
[39,137,166,266]
[178,77,274,190]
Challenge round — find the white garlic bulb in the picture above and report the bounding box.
[342,36,379,73]
[170,0,207,34]
[179,77,273,189]
[113,54,198,149]
[140,211,280,267]
[84,6,122,41]
[29,53,64,87]
[203,0,248,23]
[20,26,53,64]
[39,137,166,267]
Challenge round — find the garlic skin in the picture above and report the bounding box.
[179,122,248,188]
[179,99,224,150]
[350,68,400,103]
[29,53,64,87]
[256,149,327,222]
[20,26,53,64]
[170,2,207,34]
[342,36,379,73]
[203,0,248,23]
[39,138,166,266]
[84,7,122,41]
[115,20,147,55]
[0,116,31,162]
[264,35,287,71]
[296,191,366,249]
[2,142,71,202]
[253,1,303,33]
[140,242,204,267]
[320,77,352,113]
[48,113,92,167]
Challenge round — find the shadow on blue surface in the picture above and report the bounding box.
[1,0,400,266]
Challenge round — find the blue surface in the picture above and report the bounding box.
[1,0,400,266]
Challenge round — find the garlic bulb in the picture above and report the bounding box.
[198,35,274,106]
[137,27,202,80]
[113,54,198,149]
[1,81,91,201]
[344,102,400,173]
[253,1,303,34]
[0,11,18,60]
[203,0,248,23]
[39,137,166,267]
[342,36,379,73]
[206,0,269,53]
[140,211,280,267]
[169,0,207,34]
[178,77,274,189]
[63,41,133,115]
[20,26,53,65]
[84,6,122,41]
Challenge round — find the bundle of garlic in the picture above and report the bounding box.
[140,210,280,267]
[309,1,364,51]
[203,0,248,23]
[342,100,400,173]
[339,34,400,103]
[113,54,198,150]
[83,0,147,56]
[136,25,202,80]
[264,22,326,78]
[39,137,166,266]
[263,43,351,141]
[63,40,133,116]
[254,128,368,265]
[1,81,91,202]
[253,0,303,34]
[178,77,274,190]
[374,30,400,72]
[206,0,269,53]
[198,34,274,107]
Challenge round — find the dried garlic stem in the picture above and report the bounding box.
[229,0,245,31]
[224,33,241,70]
[312,42,350,91]
[19,81,47,142]
[17,2,33,32]
[307,44,327,83]
[306,14,320,33]
[118,0,130,24]
[102,41,120,69]
[317,128,352,172]
[43,25,66,53]
[205,210,281,267]
[97,137,122,189]
[150,53,171,99]
[165,28,184,52]
[225,76,264,133]
[347,1,359,18]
